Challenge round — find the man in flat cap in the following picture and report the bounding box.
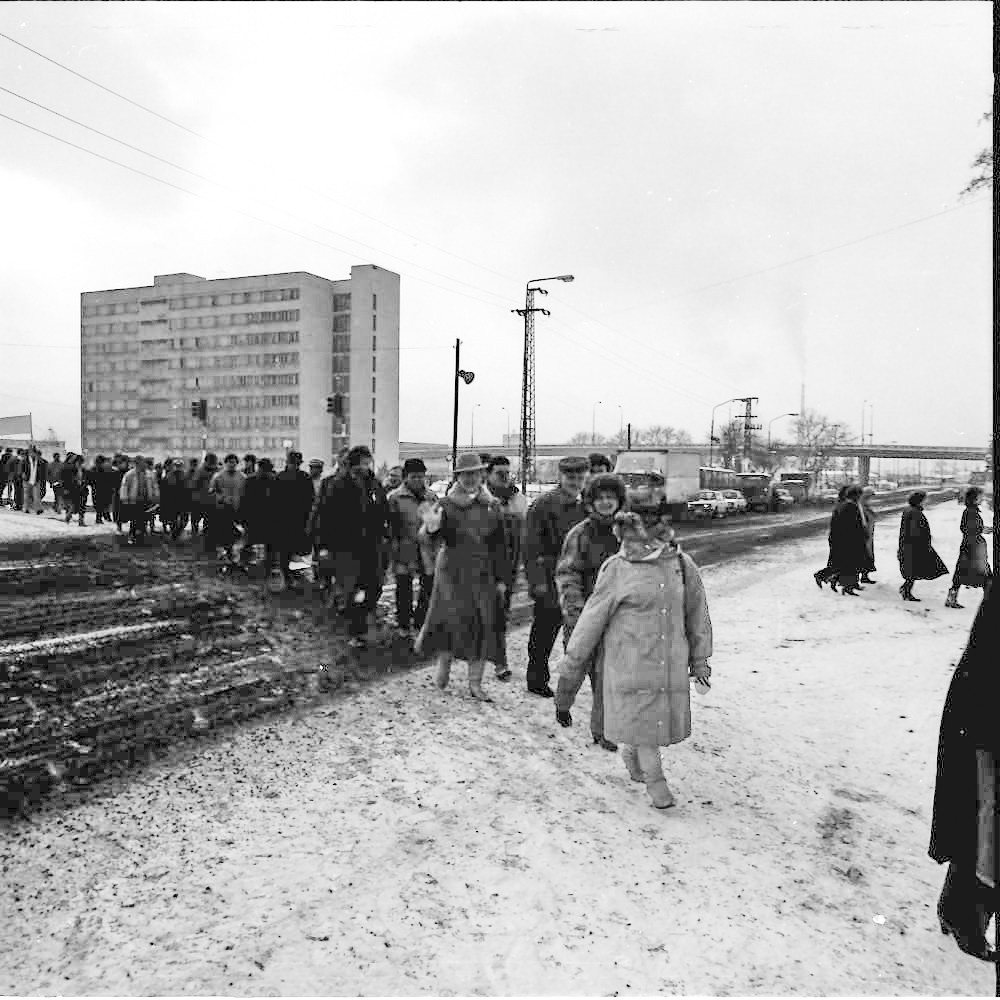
[522,455,589,696]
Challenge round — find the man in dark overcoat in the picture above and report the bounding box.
[273,451,316,586]
[522,456,588,696]
[311,445,389,645]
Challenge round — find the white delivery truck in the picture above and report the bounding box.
[612,449,702,520]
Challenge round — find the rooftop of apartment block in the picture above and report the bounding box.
[82,265,398,297]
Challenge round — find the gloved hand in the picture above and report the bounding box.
[556,708,572,728]
[689,660,711,681]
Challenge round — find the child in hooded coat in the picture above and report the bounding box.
[555,501,713,809]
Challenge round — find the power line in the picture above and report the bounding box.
[0,84,516,306]
[0,31,516,286]
[613,197,991,317]
[0,110,518,314]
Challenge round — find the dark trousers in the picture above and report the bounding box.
[527,598,564,690]
[494,588,513,669]
[395,572,432,630]
[347,568,382,638]
[13,478,23,509]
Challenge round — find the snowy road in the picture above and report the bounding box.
[1,501,992,996]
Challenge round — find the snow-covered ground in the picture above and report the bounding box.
[1,501,994,996]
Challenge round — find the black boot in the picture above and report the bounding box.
[937,863,999,962]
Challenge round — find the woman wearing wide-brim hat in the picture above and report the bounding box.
[415,452,510,701]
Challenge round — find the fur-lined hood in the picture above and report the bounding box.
[613,509,678,562]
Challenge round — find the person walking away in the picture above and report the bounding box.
[61,454,87,526]
[241,457,278,572]
[523,456,589,696]
[946,486,993,609]
[554,501,713,810]
[897,490,949,601]
[190,453,220,548]
[415,453,510,699]
[929,585,998,962]
[90,455,116,524]
[158,458,188,539]
[826,484,868,596]
[21,447,48,515]
[387,458,436,637]
[859,485,878,584]
[120,454,159,544]
[209,453,246,569]
[273,451,316,589]
[11,448,26,510]
[555,473,627,752]
[48,452,64,515]
[312,446,389,647]
[485,455,528,681]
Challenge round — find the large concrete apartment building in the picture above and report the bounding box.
[80,265,400,467]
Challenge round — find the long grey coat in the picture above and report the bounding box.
[556,543,712,748]
[415,488,510,663]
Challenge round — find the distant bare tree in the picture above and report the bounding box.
[567,430,611,446]
[960,111,993,199]
[791,410,856,486]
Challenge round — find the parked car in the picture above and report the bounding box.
[689,489,728,518]
[721,489,747,514]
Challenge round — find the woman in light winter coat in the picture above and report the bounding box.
[554,501,713,809]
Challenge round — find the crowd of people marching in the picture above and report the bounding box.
[1,441,995,960]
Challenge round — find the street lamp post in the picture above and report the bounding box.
[592,400,603,445]
[767,412,799,452]
[470,402,481,449]
[513,274,574,492]
[709,397,742,468]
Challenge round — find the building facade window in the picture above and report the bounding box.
[371,377,376,393]
[372,315,376,331]
[333,314,350,334]
[333,293,351,312]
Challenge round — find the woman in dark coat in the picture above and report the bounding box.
[929,585,998,962]
[814,485,850,591]
[859,486,877,584]
[415,453,510,701]
[272,451,316,582]
[897,490,948,601]
[827,484,868,596]
[945,486,993,609]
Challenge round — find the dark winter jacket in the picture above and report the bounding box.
[555,514,622,637]
[929,586,998,879]
[272,467,316,554]
[241,471,279,545]
[523,487,587,605]
[828,500,868,575]
[897,505,948,581]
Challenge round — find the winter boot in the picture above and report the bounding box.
[467,661,493,702]
[637,746,676,809]
[621,746,645,783]
[945,588,964,609]
[433,654,452,690]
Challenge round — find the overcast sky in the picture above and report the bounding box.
[0,1,992,453]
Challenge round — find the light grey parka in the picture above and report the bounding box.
[555,542,713,747]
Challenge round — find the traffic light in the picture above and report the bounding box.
[191,399,207,422]
[327,393,344,417]
[326,395,335,414]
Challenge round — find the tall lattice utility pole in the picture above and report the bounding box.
[513,274,574,492]
[740,396,760,470]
